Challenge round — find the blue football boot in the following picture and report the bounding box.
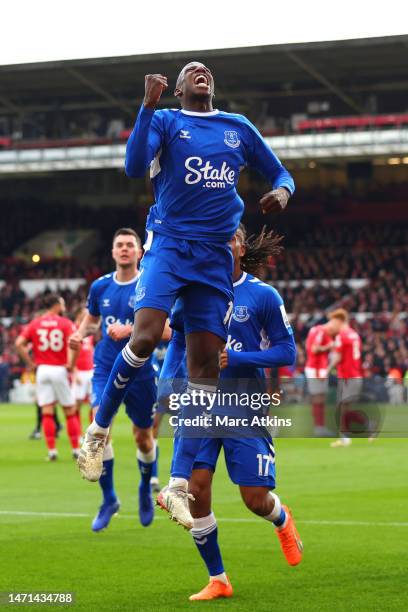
[92,500,120,532]
[138,482,154,527]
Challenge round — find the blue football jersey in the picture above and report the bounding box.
[125,105,295,242]
[86,271,154,379]
[224,272,294,380]
[168,276,294,381]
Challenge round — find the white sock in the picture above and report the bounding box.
[103,442,114,462]
[137,446,156,464]
[122,343,149,368]
[169,477,188,490]
[210,572,228,585]
[192,512,216,531]
[186,382,217,410]
[88,419,109,436]
[263,492,287,529]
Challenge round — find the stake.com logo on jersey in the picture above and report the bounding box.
[184,156,235,189]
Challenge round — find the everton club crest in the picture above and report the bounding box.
[232,305,250,323]
[224,130,241,149]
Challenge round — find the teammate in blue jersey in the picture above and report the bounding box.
[158,225,303,600]
[78,61,295,528]
[70,229,157,529]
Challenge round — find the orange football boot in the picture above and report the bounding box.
[275,505,303,566]
[189,577,233,601]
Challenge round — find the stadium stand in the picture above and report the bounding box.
[1,218,407,398]
[1,35,408,400]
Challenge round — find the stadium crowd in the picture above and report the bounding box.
[1,245,407,394]
[1,199,407,395]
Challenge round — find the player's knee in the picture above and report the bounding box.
[188,481,207,504]
[241,489,268,516]
[129,332,156,358]
[134,427,153,453]
[63,406,76,417]
[189,355,220,380]
[189,472,211,502]
[41,405,54,416]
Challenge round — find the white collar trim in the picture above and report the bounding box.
[113,271,139,286]
[181,109,219,117]
[233,272,247,287]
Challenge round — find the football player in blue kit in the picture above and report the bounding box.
[78,61,295,529]
[69,229,157,530]
[158,225,303,600]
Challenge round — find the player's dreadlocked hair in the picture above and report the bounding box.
[239,223,284,277]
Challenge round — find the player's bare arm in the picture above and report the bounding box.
[219,349,229,370]
[161,319,172,343]
[143,74,168,109]
[69,310,100,350]
[15,336,36,372]
[312,342,333,354]
[66,346,79,373]
[259,187,290,214]
[107,322,133,341]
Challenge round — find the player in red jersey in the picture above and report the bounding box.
[15,294,80,461]
[305,314,343,436]
[328,309,363,447]
[72,306,95,434]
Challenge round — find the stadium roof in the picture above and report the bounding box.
[1,35,407,117]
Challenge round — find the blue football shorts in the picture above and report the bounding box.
[134,231,234,341]
[91,364,156,429]
[193,436,276,488]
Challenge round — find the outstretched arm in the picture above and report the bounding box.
[222,335,296,369]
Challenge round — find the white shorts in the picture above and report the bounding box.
[36,364,75,407]
[306,377,328,396]
[305,367,328,395]
[337,378,363,403]
[74,369,93,401]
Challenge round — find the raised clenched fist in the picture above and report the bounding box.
[143,74,168,109]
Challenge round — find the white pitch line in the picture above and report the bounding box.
[0,510,90,518]
[0,510,407,527]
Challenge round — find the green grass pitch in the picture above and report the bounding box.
[1,403,407,611]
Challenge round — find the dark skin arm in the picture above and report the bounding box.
[259,187,291,215]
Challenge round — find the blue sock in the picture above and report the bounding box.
[171,436,203,479]
[95,344,147,428]
[170,436,179,475]
[170,382,214,479]
[99,458,117,505]
[191,513,224,576]
[273,507,287,528]
[137,447,156,489]
[151,443,159,479]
